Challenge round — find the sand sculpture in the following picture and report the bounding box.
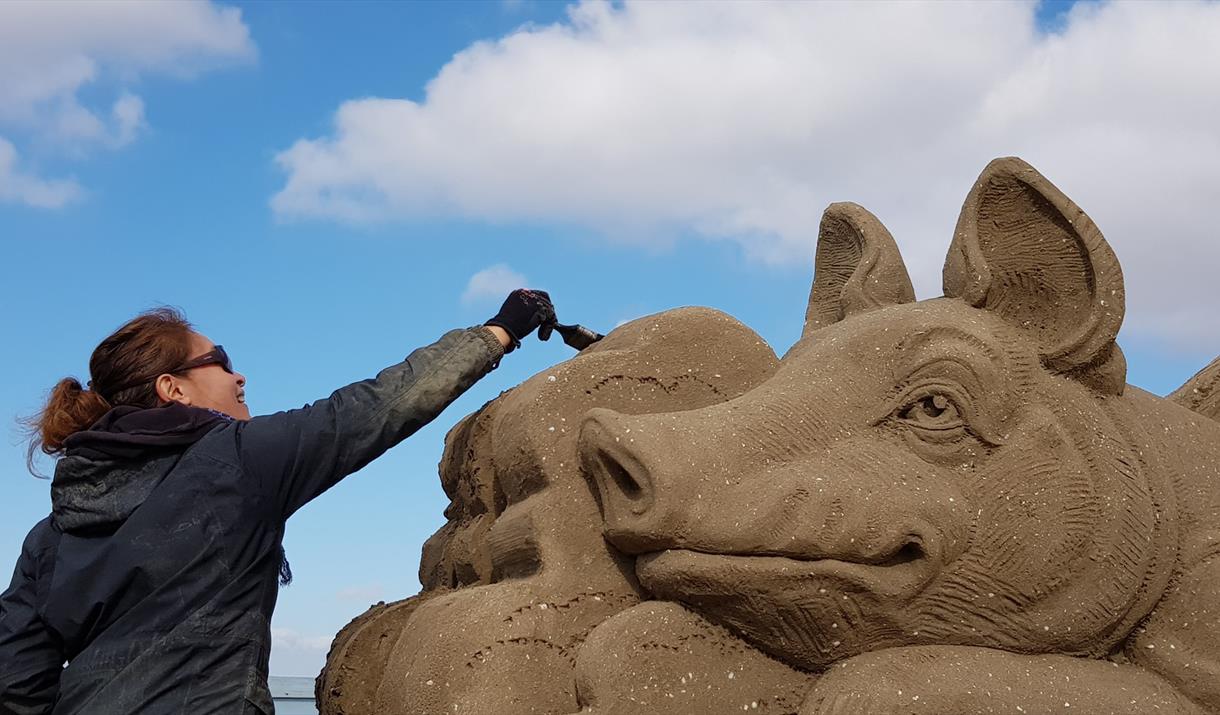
[318,158,1220,714]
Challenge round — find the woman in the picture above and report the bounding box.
[0,289,555,714]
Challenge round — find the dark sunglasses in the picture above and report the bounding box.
[99,345,235,398]
[174,345,234,375]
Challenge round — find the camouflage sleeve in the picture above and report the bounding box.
[236,327,505,519]
[0,523,62,715]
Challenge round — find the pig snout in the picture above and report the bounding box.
[580,407,971,578]
[579,408,681,554]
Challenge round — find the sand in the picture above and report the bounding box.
[319,158,1219,714]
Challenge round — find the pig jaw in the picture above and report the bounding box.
[635,549,933,670]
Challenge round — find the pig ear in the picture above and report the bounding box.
[803,202,915,338]
[943,157,1126,394]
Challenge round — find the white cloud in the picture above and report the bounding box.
[0,0,254,207]
[462,264,529,305]
[110,93,147,148]
[272,0,1220,351]
[270,627,332,677]
[0,137,82,208]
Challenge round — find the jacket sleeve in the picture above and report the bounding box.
[0,522,63,715]
[236,327,505,519]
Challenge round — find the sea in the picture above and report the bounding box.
[270,676,317,714]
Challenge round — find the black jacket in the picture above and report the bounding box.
[0,328,503,714]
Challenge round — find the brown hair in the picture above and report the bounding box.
[25,307,195,470]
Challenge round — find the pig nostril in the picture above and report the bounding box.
[581,413,654,516]
[889,541,925,566]
[601,449,643,500]
[869,539,927,567]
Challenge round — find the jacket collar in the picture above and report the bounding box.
[51,404,232,532]
[62,403,232,461]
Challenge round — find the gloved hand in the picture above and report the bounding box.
[485,289,556,352]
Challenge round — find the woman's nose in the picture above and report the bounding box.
[235,372,246,387]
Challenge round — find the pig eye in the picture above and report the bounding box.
[898,393,963,432]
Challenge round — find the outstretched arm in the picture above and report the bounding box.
[237,326,506,519]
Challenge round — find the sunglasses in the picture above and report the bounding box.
[174,345,234,375]
[100,345,236,398]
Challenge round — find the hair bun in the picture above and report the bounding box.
[23,306,193,472]
[26,376,113,458]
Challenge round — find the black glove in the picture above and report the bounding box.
[485,289,556,352]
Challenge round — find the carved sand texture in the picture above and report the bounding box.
[317,308,780,714]
[323,157,1220,714]
[800,645,1200,713]
[1170,356,1220,421]
[419,407,501,590]
[803,202,914,339]
[315,595,433,714]
[574,602,814,714]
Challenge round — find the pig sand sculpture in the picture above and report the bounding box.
[318,158,1220,714]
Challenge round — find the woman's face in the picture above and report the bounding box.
[164,332,251,420]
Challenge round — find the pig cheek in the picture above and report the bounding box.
[871,427,980,564]
[971,418,1093,580]
[923,413,1096,642]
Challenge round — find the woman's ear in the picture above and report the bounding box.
[155,374,188,405]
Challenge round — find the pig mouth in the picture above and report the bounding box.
[634,537,935,602]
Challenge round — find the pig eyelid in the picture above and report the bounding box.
[890,384,972,436]
[898,391,964,425]
[899,358,988,405]
[888,382,1004,448]
[894,381,972,413]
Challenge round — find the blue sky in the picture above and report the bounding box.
[2,0,1218,676]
